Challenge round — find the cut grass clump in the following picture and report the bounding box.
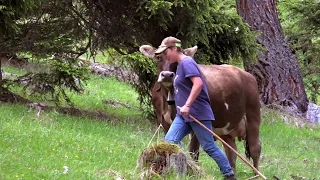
[137,142,182,174]
[138,142,181,168]
[137,142,203,179]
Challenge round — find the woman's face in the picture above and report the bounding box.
[163,47,178,63]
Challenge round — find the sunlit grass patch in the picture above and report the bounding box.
[0,103,156,179]
[1,65,320,179]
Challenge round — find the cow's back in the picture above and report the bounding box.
[199,64,257,130]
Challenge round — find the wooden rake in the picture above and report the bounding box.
[177,106,267,179]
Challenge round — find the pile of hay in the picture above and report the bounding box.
[137,142,203,179]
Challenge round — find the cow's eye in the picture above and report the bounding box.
[155,55,162,62]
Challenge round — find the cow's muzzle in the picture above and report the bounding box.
[158,71,175,88]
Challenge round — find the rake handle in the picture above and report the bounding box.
[177,106,267,180]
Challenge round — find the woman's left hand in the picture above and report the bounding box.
[180,105,190,116]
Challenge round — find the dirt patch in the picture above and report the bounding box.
[103,99,137,109]
[90,63,138,84]
[0,56,28,68]
[1,55,137,84]
[27,102,117,121]
[0,88,31,103]
[58,107,117,121]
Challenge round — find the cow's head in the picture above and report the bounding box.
[140,44,197,103]
[139,43,197,129]
[139,45,198,75]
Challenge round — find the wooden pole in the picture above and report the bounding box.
[177,107,267,180]
[247,175,261,180]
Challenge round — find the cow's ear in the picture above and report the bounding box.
[139,45,155,58]
[183,46,198,57]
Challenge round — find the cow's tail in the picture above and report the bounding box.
[244,135,251,160]
[244,118,251,160]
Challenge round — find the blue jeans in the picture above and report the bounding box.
[164,115,234,176]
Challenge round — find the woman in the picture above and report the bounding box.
[155,36,236,180]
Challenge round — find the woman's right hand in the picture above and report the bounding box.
[179,105,190,116]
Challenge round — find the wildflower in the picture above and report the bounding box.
[63,166,69,174]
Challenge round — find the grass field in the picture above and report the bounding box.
[1,65,320,180]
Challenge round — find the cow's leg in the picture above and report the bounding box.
[160,117,171,134]
[222,135,237,170]
[189,131,200,162]
[245,109,261,171]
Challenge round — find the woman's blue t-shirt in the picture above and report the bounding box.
[174,56,215,122]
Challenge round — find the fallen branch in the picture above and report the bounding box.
[27,102,117,121]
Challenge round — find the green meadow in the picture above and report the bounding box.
[1,65,319,180]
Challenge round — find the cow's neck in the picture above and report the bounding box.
[161,86,176,121]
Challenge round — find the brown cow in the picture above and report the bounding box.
[150,46,231,135]
[140,45,262,171]
[149,46,198,134]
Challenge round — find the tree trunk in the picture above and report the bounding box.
[0,56,2,81]
[236,0,309,114]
